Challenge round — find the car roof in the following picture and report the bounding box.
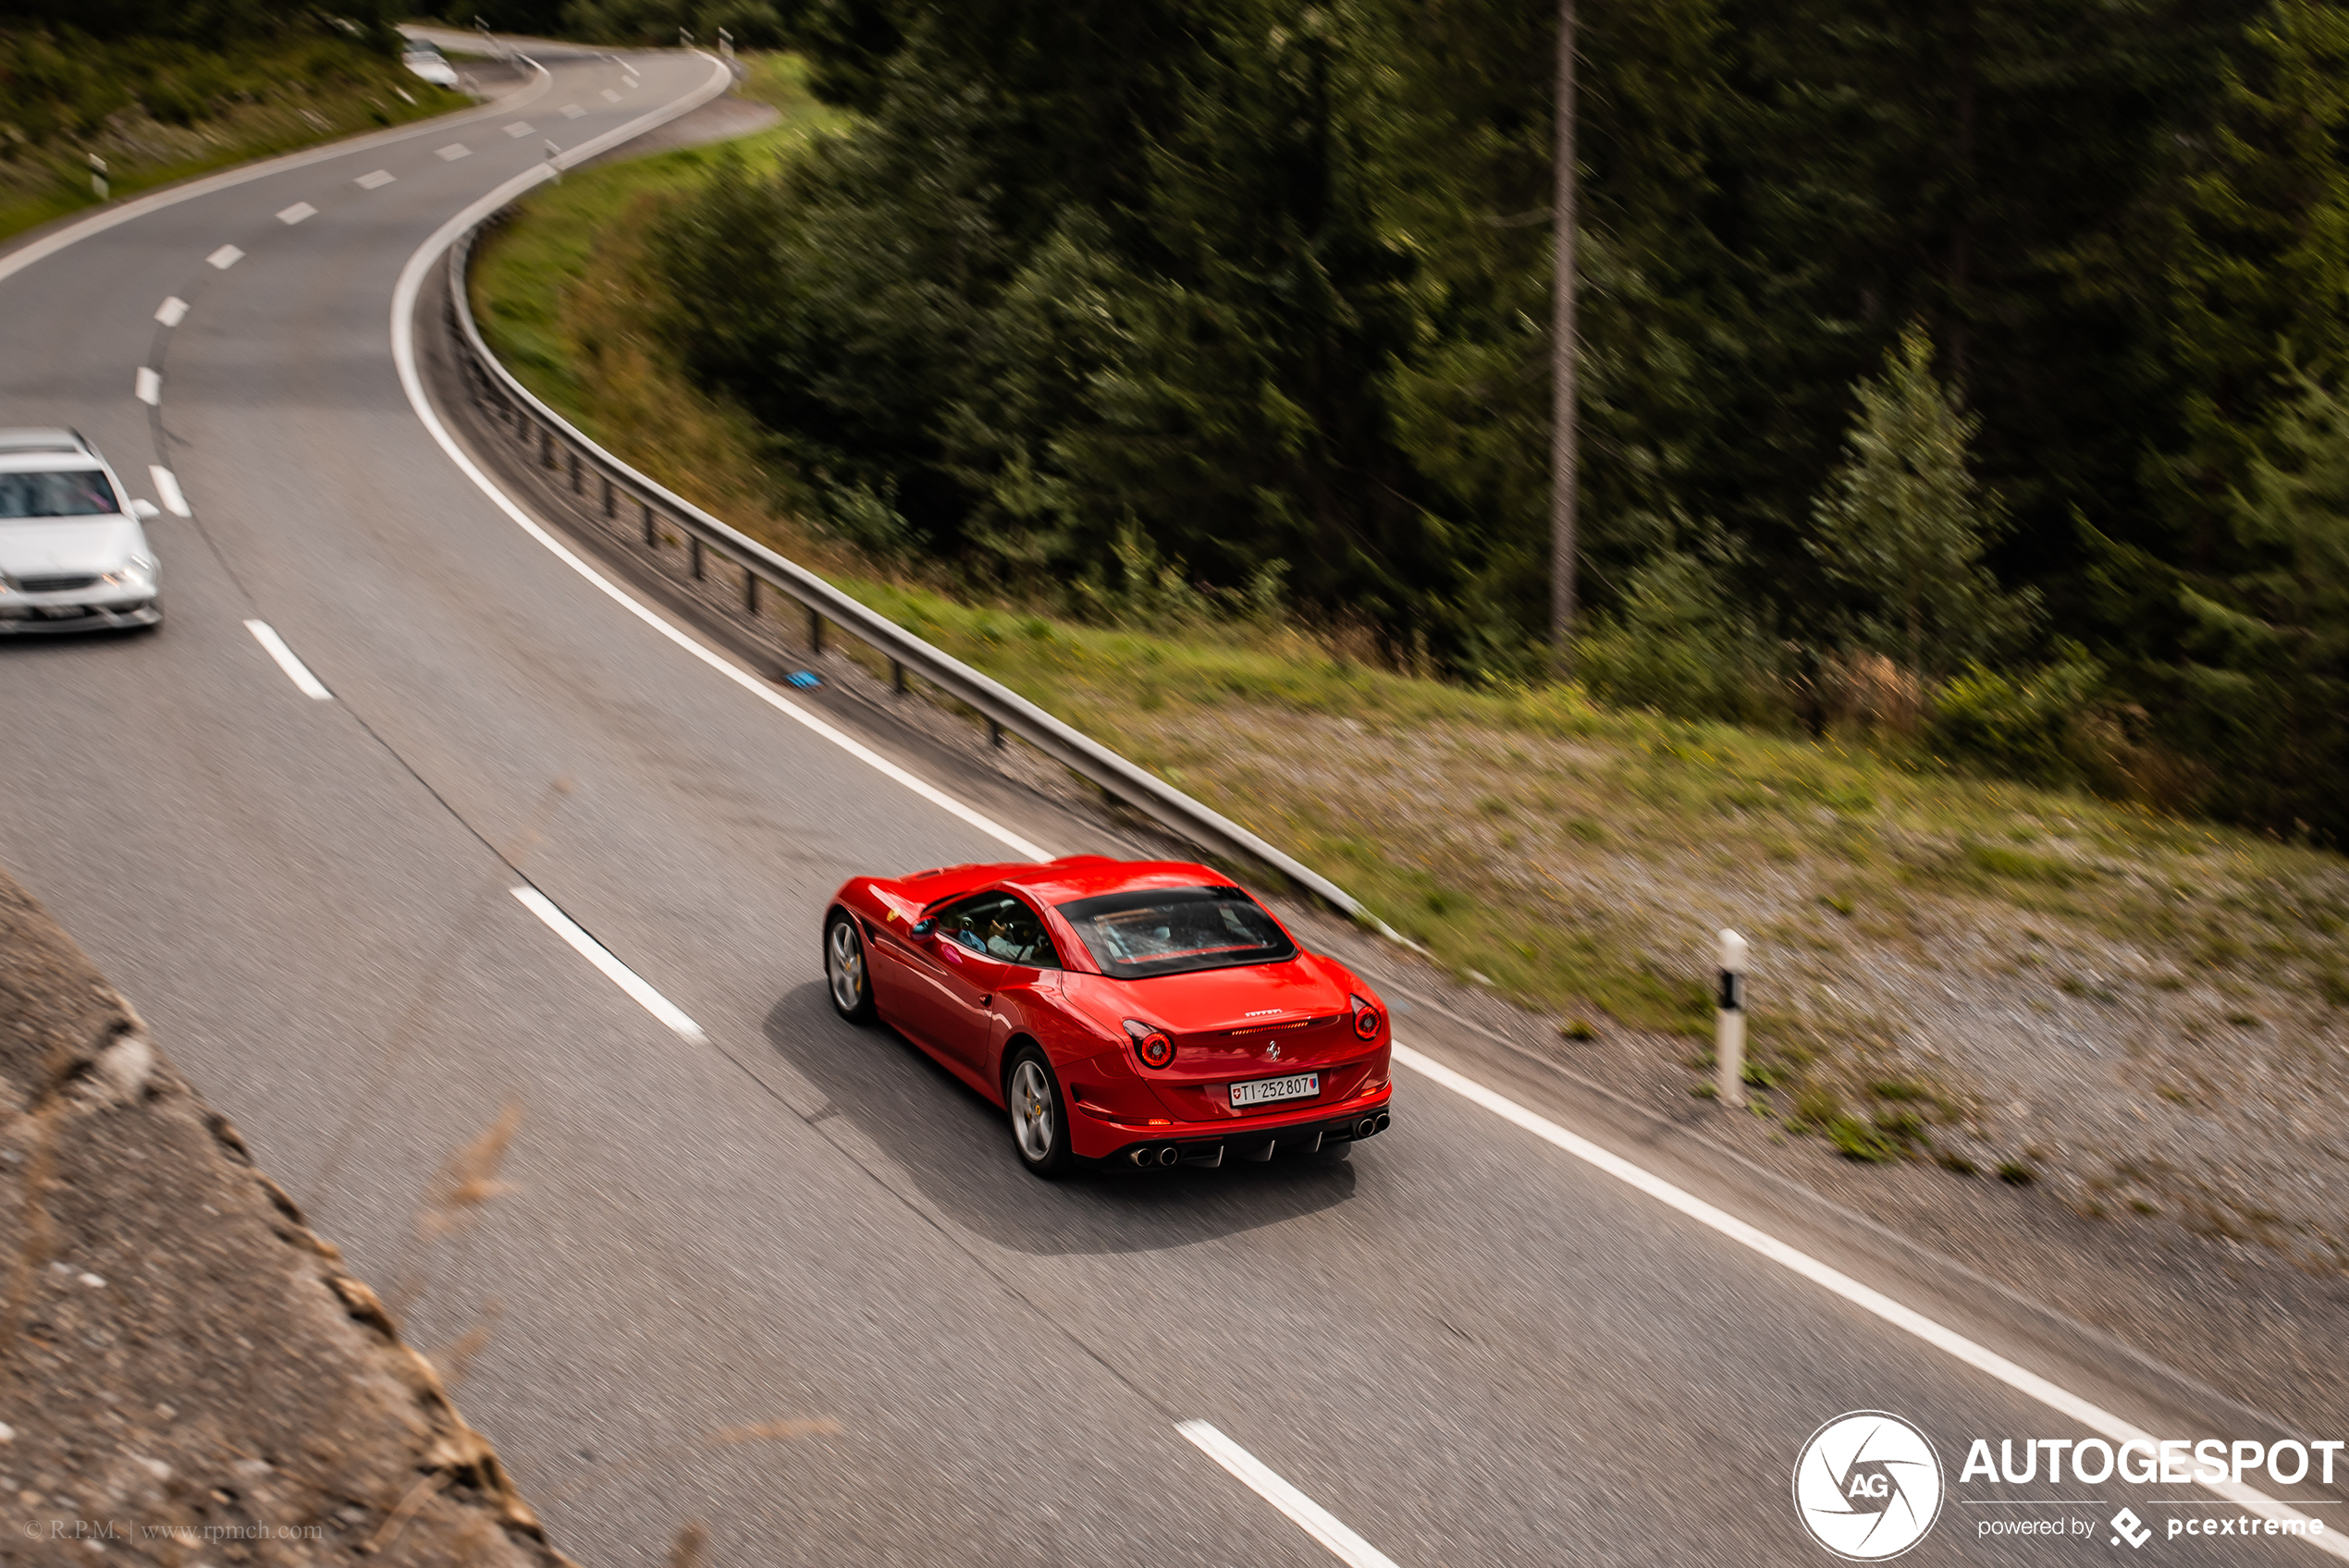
[0,428,95,460]
[995,856,1239,907]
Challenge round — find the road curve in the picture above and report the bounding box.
[1,40,2338,1568]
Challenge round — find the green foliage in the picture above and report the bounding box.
[2173,363,2349,838]
[0,0,407,48]
[0,22,416,145]
[1807,325,2037,681]
[1926,644,2107,787]
[2148,0,2349,571]
[1573,550,1789,725]
[560,0,794,48]
[613,0,2349,839]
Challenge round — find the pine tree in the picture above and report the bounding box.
[1807,324,2036,680]
[2153,0,2349,570]
[2176,362,2349,835]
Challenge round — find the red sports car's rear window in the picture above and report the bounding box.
[1053,886,1296,979]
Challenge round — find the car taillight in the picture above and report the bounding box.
[1350,995,1383,1041]
[1123,1019,1174,1068]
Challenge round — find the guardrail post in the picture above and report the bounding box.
[568,447,582,495]
[641,498,656,547]
[601,473,614,519]
[807,607,823,654]
[1716,928,1748,1109]
[689,536,703,581]
[892,659,906,695]
[989,718,1004,748]
[539,423,555,469]
[744,569,758,616]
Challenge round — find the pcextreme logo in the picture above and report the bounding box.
[1794,1411,1947,1561]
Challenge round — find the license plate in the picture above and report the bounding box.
[1230,1072,1319,1109]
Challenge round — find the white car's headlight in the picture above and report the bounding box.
[101,554,157,588]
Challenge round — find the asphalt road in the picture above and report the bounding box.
[1,41,2340,1568]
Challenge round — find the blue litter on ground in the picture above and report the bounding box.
[785,670,821,688]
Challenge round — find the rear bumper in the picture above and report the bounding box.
[0,598,159,634]
[1085,1084,1395,1168]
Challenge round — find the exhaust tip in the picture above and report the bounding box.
[1358,1117,1377,1138]
[1373,1112,1390,1133]
[1157,1145,1180,1167]
[1128,1148,1153,1167]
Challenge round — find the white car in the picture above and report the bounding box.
[0,430,162,634]
[402,43,460,89]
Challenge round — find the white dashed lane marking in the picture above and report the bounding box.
[510,888,707,1042]
[243,620,332,701]
[503,121,535,137]
[149,466,190,517]
[600,88,621,102]
[355,169,396,189]
[154,296,188,326]
[134,367,160,405]
[437,143,471,161]
[560,103,585,117]
[206,244,242,269]
[276,201,316,225]
[1177,1423,1398,1568]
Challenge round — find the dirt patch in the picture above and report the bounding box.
[0,866,570,1565]
[1111,700,2349,1273]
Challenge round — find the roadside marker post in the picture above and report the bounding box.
[1716,927,1747,1109]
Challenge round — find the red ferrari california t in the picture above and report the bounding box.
[822,855,1395,1175]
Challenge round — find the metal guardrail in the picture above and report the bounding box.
[441,225,1386,929]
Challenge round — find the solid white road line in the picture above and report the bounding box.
[1177,1422,1398,1568]
[154,295,189,326]
[503,121,535,137]
[149,465,190,517]
[1390,1042,2348,1556]
[206,244,243,269]
[356,168,397,189]
[388,63,1053,867]
[276,201,317,225]
[437,143,471,161]
[134,367,161,405]
[243,620,332,701]
[510,887,706,1042]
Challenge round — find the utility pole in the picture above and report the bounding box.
[1550,0,1579,665]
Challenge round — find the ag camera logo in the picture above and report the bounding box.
[1794,1411,1945,1560]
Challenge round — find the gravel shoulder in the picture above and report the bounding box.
[0,866,569,1565]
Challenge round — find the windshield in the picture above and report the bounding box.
[0,469,118,519]
[1054,886,1297,979]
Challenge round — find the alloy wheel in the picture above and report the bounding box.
[826,918,868,1018]
[1010,1058,1055,1161]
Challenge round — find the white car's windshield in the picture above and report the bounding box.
[0,469,118,519]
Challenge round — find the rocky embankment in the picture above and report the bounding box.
[0,867,569,1565]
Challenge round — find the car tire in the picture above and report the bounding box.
[824,912,877,1023]
[1003,1044,1073,1178]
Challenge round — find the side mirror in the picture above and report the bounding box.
[909,918,936,940]
[129,499,160,519]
